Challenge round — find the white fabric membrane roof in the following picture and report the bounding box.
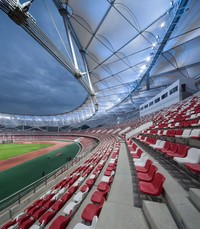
[66,0,200,124]
[0,0,200,127]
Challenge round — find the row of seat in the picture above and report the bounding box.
[142,128,200,140]
[136,137,200,174]
[127,140,166,197]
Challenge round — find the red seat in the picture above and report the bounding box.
[1,220,16,229]
[139,173,166,196]
[86,178,95,186]
[91,191,104,204]
[132,148,143,159]
[38,210,57,225]
[97,182,110,192]
[108,162,117,167]
[156,141,170,152]
[81,197,105,223]
[68,185,78,195]
[61,192,73,203]
[104,170,112,176]
[106,166,116,171]
[26,206,40,215]
[49,211,72,229]
[44,193,54,201]
[145,138,157,145]
[161,143,178,155]
[51,200,65,212]
[175,129,183,137]
[166,129,176,137]
[167,144,189,158]
[191,119,199,126]
[137,165,158,182]
[135,159,152,173]
[19,218,35,229]
[32,199,42,206]
[43,199,56,209]
[17,215,30,226]
[32,208,47,220]
[184,163,200,174]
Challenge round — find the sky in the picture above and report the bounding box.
[0,0,87,116]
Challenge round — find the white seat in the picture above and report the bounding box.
[73,187,88,203]
[29,221,44,229]
[89,174,96,179]
[134,155,149,167]
[151,140,165,149]
[63,200,81,215]
[73,216,98,229]
[181,129,191,138]
[109,158,116,163]
[130,146,139,154]
[133,153,146,162]
[73,192,84,203]
[174,148,200,164]
[149,140,161,147]
[73,181,80,187]
[52,188,65,200]
[190,129,200,138]
[77,177,85,183]
[174,122,180,127]
[101,176,110,183]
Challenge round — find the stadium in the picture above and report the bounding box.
[0,0,200,229]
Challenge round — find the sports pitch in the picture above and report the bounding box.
[0,143,53,161]
[0,142,80,200]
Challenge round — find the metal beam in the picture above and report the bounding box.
[85,0,116,50]
[140,0,189,85]
[0,0,78,75]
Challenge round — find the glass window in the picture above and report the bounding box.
[169,86,178,95]
[155,97,160,103]
[161,92,168,100]
[149,101,153,106]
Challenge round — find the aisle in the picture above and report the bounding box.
[96,140,149,229]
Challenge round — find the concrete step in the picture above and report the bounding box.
[143,200,178,229]
[189,188,200,211]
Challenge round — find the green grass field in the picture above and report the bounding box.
[0,143,80,201]
[0,144,53,161]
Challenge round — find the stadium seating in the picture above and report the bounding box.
[138,173,166,196]
[49,211,72,229]
[184,163,200,174]
[174,147,200,164]
[81,197,105,223]
[137,165,158,182]
[73,216,98,229]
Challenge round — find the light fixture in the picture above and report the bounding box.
[141,64,147,69]
[146,56,151,62]
[152,42,157,47]
[160,22,165,28]
[152,42,157,50]
[170,0,174,7]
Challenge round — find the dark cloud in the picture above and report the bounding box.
[0,1,87,115]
